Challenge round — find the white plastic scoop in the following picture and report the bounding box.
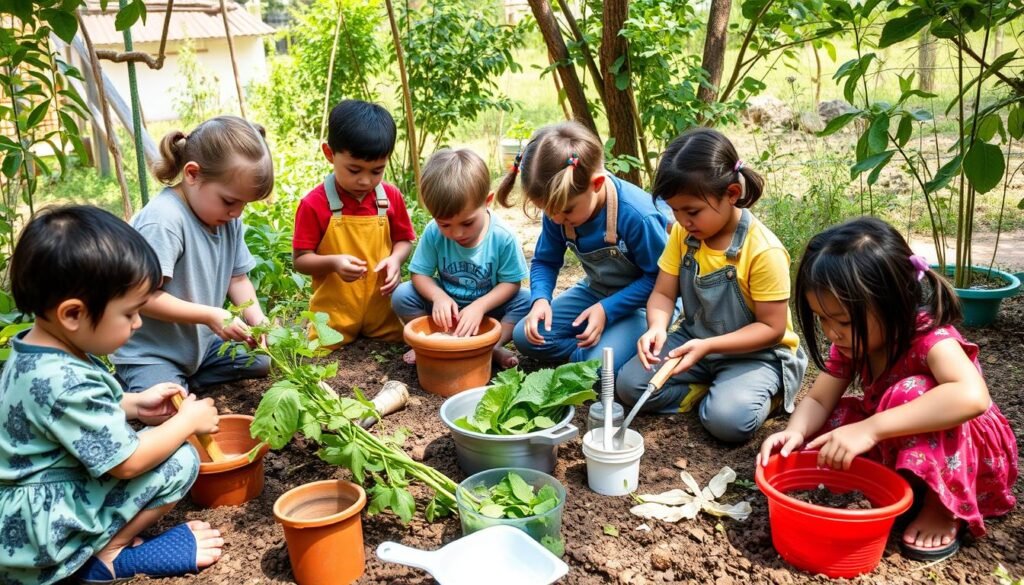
[376,525,568,585]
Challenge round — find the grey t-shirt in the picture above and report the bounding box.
[112,188,256,374]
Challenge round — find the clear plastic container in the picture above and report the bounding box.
[587,402,624,433]
[455,467,566,557]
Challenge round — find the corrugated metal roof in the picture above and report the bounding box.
[81,1,276,46]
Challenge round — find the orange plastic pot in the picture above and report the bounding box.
[756,451,913,578]
[403,315,502,396]
[188,414,270,508]
[274,479,367,585]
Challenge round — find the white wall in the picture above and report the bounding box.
[96,36,268,122]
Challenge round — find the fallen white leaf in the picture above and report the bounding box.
[630,466,750,523]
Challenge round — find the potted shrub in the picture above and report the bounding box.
[818,0,1022,326]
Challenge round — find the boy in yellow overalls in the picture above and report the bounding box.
[293,100,415,346]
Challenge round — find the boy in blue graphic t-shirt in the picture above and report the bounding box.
[392,149,530,368]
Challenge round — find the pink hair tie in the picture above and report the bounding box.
[734,160,744,172]
[909,254,930,281]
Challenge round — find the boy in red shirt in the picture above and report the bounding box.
[292,100,415,346]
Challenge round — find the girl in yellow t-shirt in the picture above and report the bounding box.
[616,128,807,443]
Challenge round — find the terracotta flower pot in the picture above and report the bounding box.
[403,315,502,396]
[274,480,367,585]
[188,414,270,508]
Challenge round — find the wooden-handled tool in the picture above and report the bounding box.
[170,394,226,462]
[612,355,684,449]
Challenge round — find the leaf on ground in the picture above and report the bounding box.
[603,524,619,537]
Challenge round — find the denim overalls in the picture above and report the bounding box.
[512,177,650,372]
[616,209,807,443]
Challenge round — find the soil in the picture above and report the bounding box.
[786,487,874,510]
[118,292,1024,585]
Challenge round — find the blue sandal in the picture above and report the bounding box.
[76,523,198,583]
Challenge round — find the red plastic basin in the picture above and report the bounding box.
[755,451,913,578]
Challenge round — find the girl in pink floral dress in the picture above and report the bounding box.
[758,217,1018,561]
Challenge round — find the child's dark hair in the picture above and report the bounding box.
[152,115,274,200]
[795,216,960,382]
[495,121,604,216]
[653,128,763,208]
[327,100,397,160]
[10,206,162,324]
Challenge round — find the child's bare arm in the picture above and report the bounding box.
[865,338,990,440]
[464,282,519,314]
[108,395,218,479]
[389,240,412,264]
[227,274,266,326]
[758,372,848,465]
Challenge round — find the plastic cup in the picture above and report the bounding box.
[582,428,644,496]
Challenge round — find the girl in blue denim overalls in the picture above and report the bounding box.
[495,121,670,373]
[616,128,807,443]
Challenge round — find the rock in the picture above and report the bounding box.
[818,99,857,123]
[744,95,794,129]
[797,111,824,133]
[606,559,623,572]
[656,467,677,481]
[715,576,735,585]
[651,546,673,571]
[410,444,426,461]
[686,527,707,544]
[674,458,689,470]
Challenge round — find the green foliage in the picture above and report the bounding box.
[243,195,309,316]
[816,0,1024,287]
[250,0,386,140]
[0,1,95,276]
[463,471,561,519]
[247,313,458,523]
[172,37,222,127]
[454,360,600,435]
[397,0,526,155]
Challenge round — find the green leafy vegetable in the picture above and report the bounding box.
[460,471,565,555]
[240,310,459,523]
[455,360,600,435]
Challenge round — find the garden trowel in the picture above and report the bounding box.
[612,355,683,450]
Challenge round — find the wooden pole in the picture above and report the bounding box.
[320,0,345,143]
[384,0,421,197]
[220,0,248,118]
[77,12,134,220]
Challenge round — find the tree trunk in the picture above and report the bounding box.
[526,0,598,134]
[918,29,935,92]
[697,0,731,104]
[600,0,640,184]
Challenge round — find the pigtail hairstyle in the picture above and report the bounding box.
[151,116,274,200]
[494,121,604,216]
[653,128,763,208]
[795,216,961,384]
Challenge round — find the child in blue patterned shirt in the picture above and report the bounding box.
[0,206,222,584]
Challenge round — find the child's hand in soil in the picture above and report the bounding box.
[333,254,368,282]
[523,299,552,344]
[374,255,402,295]
[453,303,485,337]
[431,295,459,331]
[573,303,606,348]
[136,382,187,425]
[637,327,667,369]
[176,394,220,435]
[757,429,805,467]
[806,420,879,470]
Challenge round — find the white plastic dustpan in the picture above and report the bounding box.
[376,525,569,585]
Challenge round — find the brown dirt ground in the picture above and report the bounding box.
[118,291,1023,585]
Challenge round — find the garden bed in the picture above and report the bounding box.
[121,294,1024,585]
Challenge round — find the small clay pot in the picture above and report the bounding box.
[188,414,269,508]
[403,315,502,396]
[274,479,367,585]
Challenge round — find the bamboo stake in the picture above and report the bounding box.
[384,0,421,197]
[77,12,134,220]
[220,0,247,118]
[319,0,345,143]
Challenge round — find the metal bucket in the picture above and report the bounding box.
[439,388,578,474]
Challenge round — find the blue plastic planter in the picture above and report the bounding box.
[932,265,1021,327]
